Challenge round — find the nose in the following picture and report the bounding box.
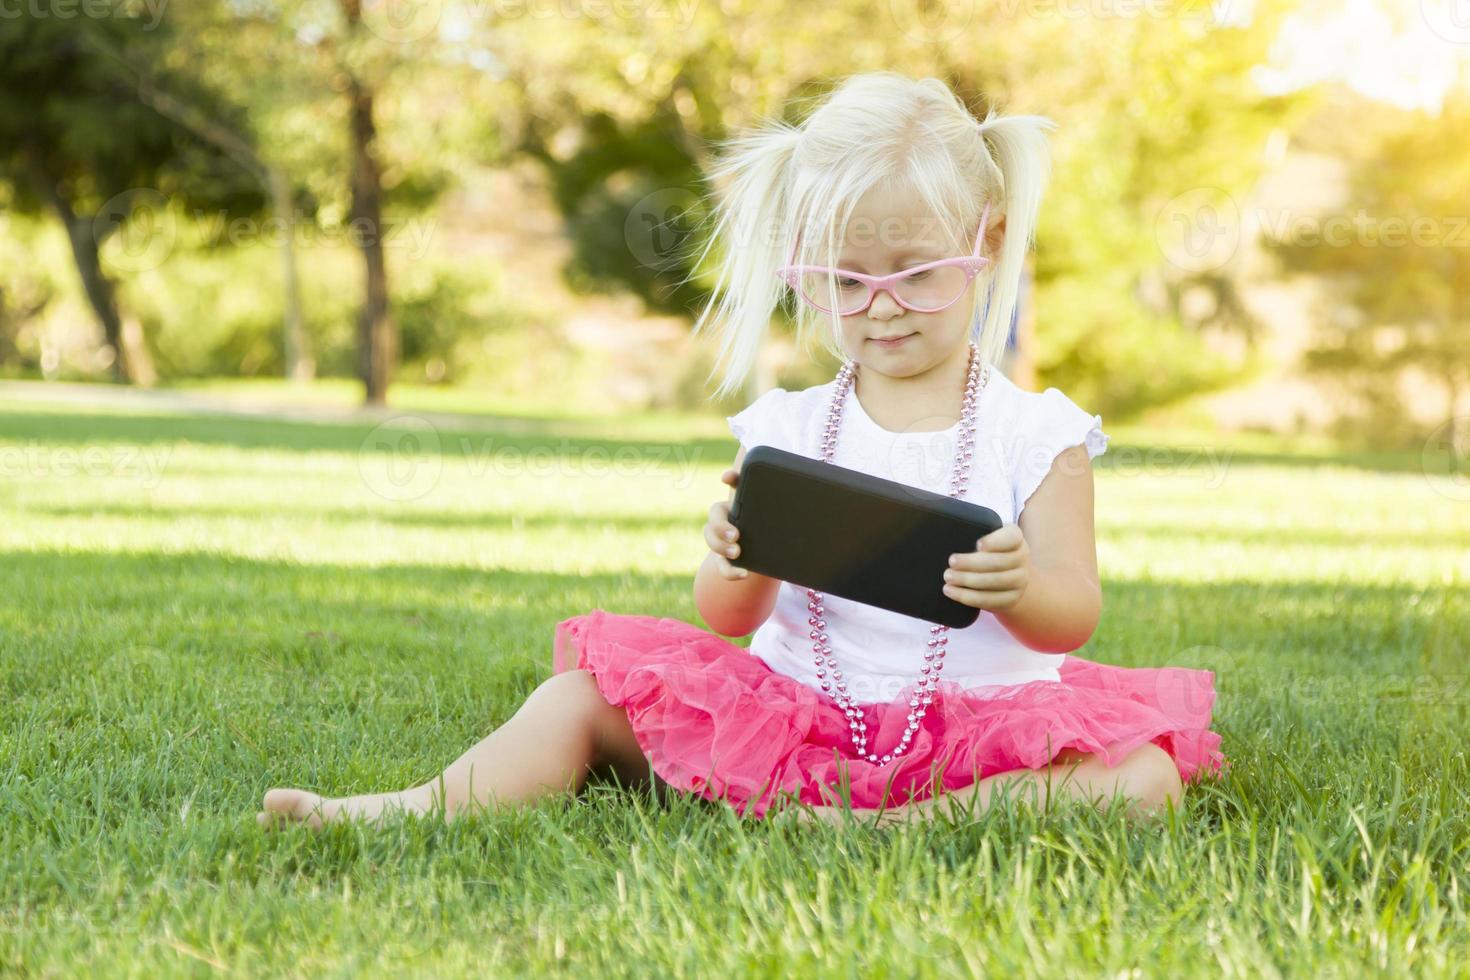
[865,285,904,320]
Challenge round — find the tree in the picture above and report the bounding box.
[490,0,1303,415]
[0,13,259,384]
[78,26,316,382]
[1263,86,1470,446]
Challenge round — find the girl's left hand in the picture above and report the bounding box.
[941,523,1031,612]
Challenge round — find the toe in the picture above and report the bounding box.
[262,788,329,829]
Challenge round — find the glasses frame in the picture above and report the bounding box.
[775,200,992,317]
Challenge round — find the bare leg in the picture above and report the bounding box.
[786,741,1184,828]
[258,669,650,830]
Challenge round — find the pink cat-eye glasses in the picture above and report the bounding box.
[776,200,993,316]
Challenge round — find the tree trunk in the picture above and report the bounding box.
[341,0,395,406]
[348,80,394,405]
[21,146,154,384]
[268,166,314,382]
[100,46,313,385]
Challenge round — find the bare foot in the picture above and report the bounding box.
[256,785,434,831]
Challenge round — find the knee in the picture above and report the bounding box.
[538,667,605,714]
[534,669,613,722]
[1131,742,1184,815]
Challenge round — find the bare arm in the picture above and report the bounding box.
[694,443,782,638]
[938,442,1101,653]
[993,443,1102,652]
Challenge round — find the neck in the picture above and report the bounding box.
[851,342,974,433]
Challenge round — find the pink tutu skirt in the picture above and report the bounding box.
[553,609,1227,819]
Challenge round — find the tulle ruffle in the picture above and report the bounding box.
[553,609,1226,819]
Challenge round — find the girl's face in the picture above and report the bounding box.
[824,184,1001,379]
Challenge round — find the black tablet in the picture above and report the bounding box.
[727,445,1004,629]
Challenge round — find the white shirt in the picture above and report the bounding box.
[725,367,1109,703]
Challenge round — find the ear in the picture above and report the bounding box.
[986,213,1006,256]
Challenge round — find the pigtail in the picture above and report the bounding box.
[690,121,804,401]
[972,111,1057,370]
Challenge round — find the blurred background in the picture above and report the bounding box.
[1,0,1467,448]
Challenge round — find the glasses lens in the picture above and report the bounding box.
[894,265,970,311]
[797,271,870,315]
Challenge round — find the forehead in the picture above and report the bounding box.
[829,184,956,258]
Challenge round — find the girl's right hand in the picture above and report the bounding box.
[705,466,749,580]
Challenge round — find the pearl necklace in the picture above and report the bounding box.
[807,341,990,764]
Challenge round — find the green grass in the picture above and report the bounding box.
[2,389,1468,976]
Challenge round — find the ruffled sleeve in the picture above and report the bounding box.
[1012,387,1109,519]
[726,387,789,452]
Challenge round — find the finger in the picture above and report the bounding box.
[941,583,1023,609]
[721,468,740,486]
[705,514,740,543]
[947,550,1018,573]
[705,524,741,557]
[943,568,1027,592]
[978,525,1024,552]
[718,554,749,580]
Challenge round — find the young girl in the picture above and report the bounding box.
[258,71,1225,831]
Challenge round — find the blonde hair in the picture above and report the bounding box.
[689,71,1057,401]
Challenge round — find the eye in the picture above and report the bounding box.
[904,269,932,281]
[836,277,864,290]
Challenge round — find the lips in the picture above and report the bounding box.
[870,332,915,346]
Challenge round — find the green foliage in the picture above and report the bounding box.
[0,0,1458,428]
[1263,92,1470,446]
[393,263,547,386]
[0,11,263,223]
[540,107,710,317]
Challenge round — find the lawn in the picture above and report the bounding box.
[2,387,1468,975]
